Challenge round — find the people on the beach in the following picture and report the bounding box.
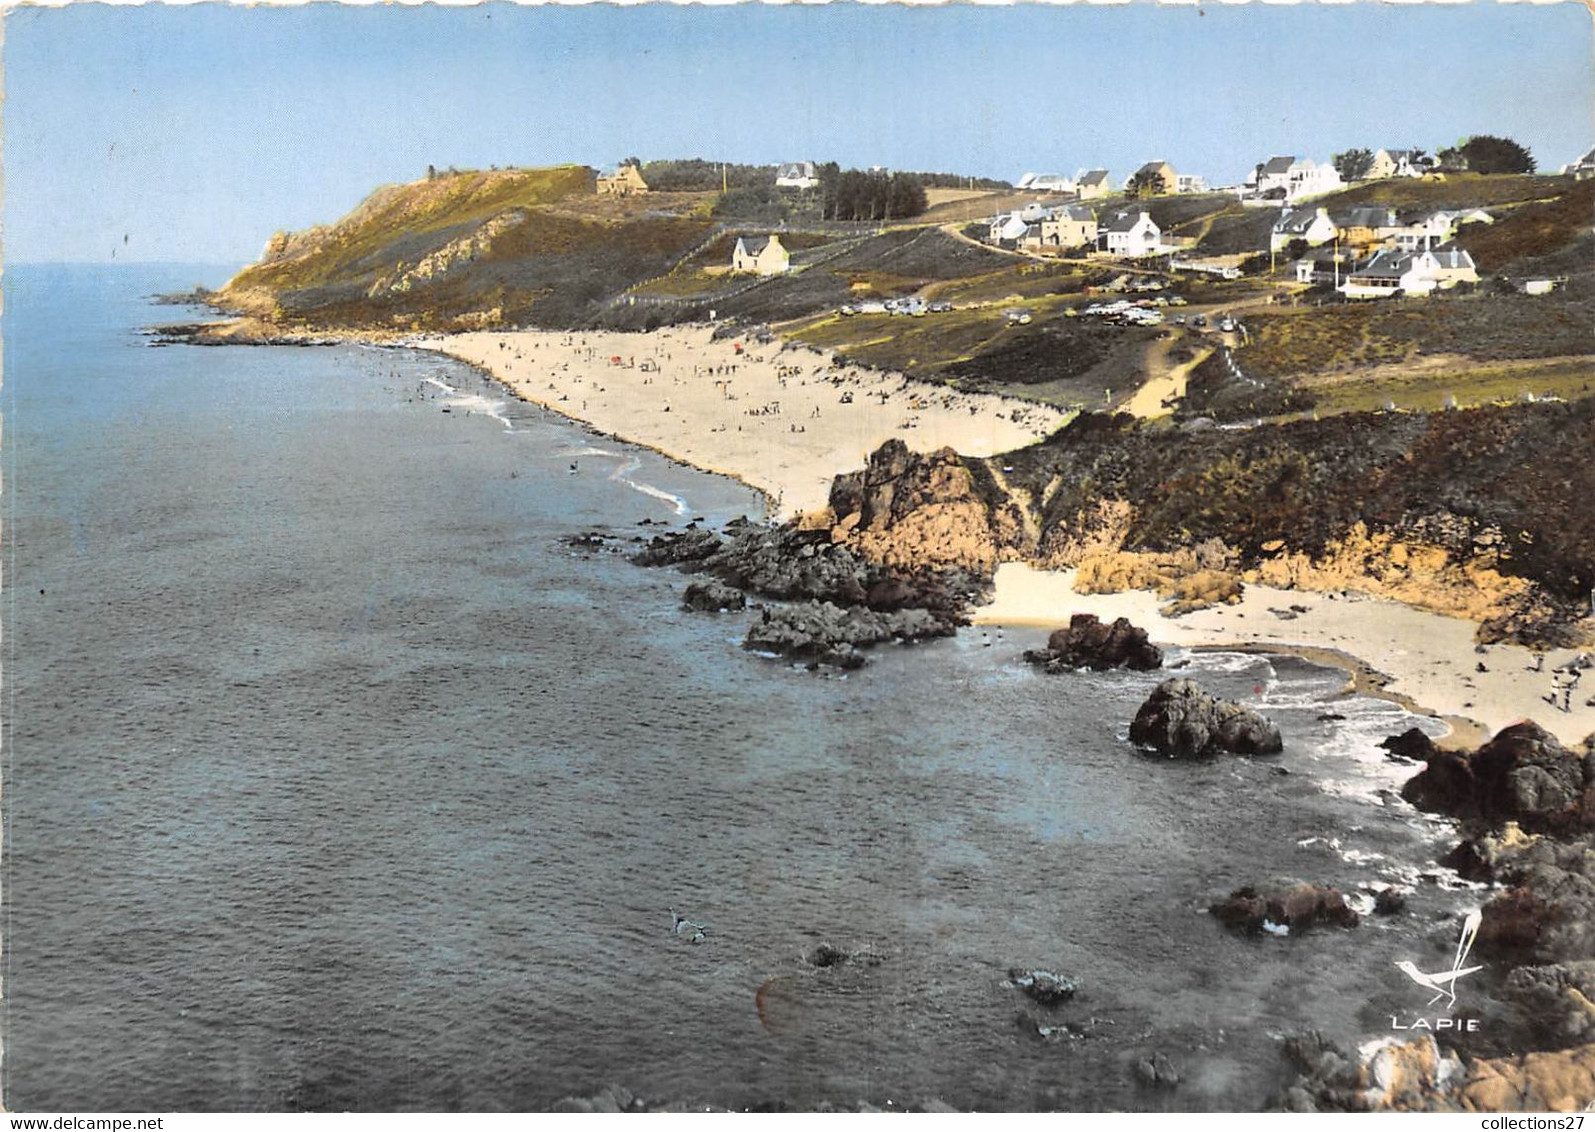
[1546,666,1581,712]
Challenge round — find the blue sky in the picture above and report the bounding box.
[5,2,1591,264]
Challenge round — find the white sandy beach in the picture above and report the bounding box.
[976,562,1595,747]
[420,326,1063,519]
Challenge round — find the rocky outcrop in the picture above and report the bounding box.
[827,441,1014,575]
[1279,1031,1595,1112]
[1210,880,1360,935]
[1006,968,1078,1007]
[1022,613,1163,673]
[1129,678,1283,758]
[1072,549,1244,617]
[682,581,746,612]
[743,601,957,669]
[1502,962,1595,1049]
[1400,722,1595,835]
[631,527,726,568]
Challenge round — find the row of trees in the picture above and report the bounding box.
[1331,135,1536,182]
[816,165,929,222]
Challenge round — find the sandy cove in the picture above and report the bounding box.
[976,563,1595,748]
[417,324,1588,749]
[417,326,1064,519]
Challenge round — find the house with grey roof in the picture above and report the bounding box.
[1562,148,1595,180]
[1368,149,1434,179]
[1270,206,1336,251]
[1249,156,1342,201]
[1040,204,1097,250]
[1339,244,1477,298]
[775,162,819,190]
[1016,173,1078,194]
[1076,169,1113,200]
[1098,210,1161,257]
[731,234,791,275]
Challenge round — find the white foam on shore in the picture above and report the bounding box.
[424,376,458,395]
[609,456,689,515]
[442,392,516,431]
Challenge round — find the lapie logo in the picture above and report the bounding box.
[1390,909,1484,1032]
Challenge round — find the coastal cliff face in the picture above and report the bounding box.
[828,403,1595,643]
[212,166,713,332]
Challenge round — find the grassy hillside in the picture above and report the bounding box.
[220,166,717,331]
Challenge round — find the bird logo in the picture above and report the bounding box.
[1395,909,1482,1009]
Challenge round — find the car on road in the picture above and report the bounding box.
[1191,314,1208,328]
[1004,308,1033,325]
[1219,317,1237,333]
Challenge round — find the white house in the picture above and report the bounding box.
[1251,156,1342,201]
[1270,206,1337,252]
[988,213,1032,244]
[1339,245,1477,298]
[1099,210,1162,257]
[1016,173,1078,194]
[1561,148,1595,180]
[775,162,819,190]
[1175,174,1208,194]
[731,235,791,276]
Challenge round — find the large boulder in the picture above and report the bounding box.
[1400,722,1595,834]
[1023,613,1163,673]
[1129,678,1283,758]
[681,581,746,613]
[1211,880,1360,934]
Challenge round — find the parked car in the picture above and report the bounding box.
[1219,318,1237,333]
[1004,308,1033,325]
[1191,314,1208,328]
[928,301,953,313]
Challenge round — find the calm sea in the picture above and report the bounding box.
[3,265,1470,1112]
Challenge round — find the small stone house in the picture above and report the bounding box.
[597,164,650,196]
[1076,169,1113,200]
[731,235,790,276]
[1040,204,1098,251]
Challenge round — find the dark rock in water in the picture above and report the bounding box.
[1381,726,1438,763]
[681,580,746,613]
[1317,712,1347,722]
[1210,879,1360,934]
[1129,678,1283,758]
[743,601,957,669]
[1022,613,1163,673]
[631,528,725,567]
[1373,887,1408,915]
[565,531,616,553]
[808,944,851,968]
[1007,968,1078,1006]
[1399,722,1595,834]
[1135,1052,1182,1089]
[806,943,882,969]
